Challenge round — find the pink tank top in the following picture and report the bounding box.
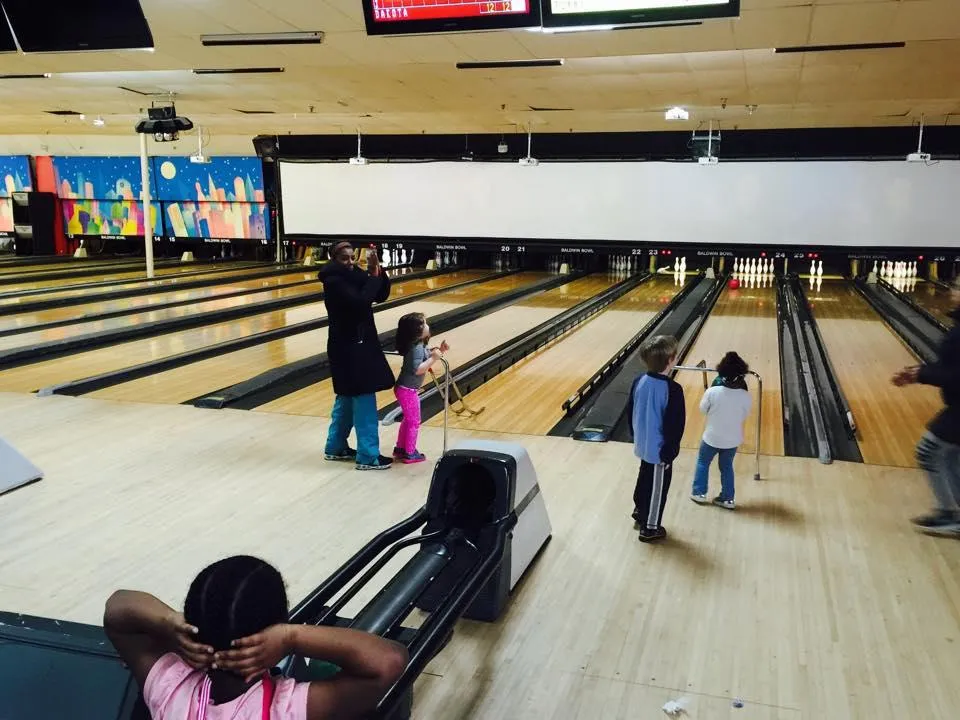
[144,653,309,720]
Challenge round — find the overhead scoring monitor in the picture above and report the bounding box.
[542,0,739,29]
[363,0,541,35]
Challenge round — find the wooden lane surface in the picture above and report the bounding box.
[88,271,511,404]
[675,281,784,457]
[0,264,413,309]
[904,280,957,326]
[0,257,148,276]
[0,270,324,333]
[809,280,943,468]
[0,260,255,294]
[0,279,329,351]
[255,271,590,416]
[426,275,682,436]
[0,271,463,394]
[6,394,959,719]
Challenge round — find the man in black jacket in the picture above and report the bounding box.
[320,241,395,470]
[893,277,960,536]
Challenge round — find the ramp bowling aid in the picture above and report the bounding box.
[0,437,43,496]
[428,368,484,418]
[285,439,552,718]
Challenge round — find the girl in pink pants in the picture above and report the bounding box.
[393,312,448,463]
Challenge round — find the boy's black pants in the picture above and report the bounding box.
[633,460,673,530]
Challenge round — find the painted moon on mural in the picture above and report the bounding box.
[160,161,177,180]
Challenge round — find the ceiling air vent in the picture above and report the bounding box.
[45,109,83,116]
[234,109,276,114]
[776,42,905,54]
[193,67,285,75]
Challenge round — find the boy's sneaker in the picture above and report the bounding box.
[911,510,959,529]
[356,455,393,471]
[638,526,667,543]
[690,494,710,505]
[922,523,960,538]
[324,447,357,462]
[402,451,427,464]
[713,496,736,510]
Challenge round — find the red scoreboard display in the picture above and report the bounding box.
[372,0,527,22]
[364,0,540,34]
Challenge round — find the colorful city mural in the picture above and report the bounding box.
[153,156,268,240]
[0,156,32,234]
[52,156,155,237]
[50,155,268,240]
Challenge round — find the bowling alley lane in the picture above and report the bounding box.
[0,280,333,351]
[0,260,262,294]
[0,268,323,333]
[256,272,603,417]
[426,274,686,436]
[808,279,942,468]
[86,270,521,405]
[673,280,784,457]
[0,270,467,394]
[901,279,957,327]
[0,256,155,276]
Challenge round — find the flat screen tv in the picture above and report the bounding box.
[541,0,739,30]
[362,0,541,36]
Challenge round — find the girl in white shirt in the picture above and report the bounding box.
[691,352,752,510]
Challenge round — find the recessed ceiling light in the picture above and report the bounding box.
[93,116,105,127]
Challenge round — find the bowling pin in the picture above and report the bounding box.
[872,260,878,275]
[810,260,816,276]
[680,256,687,272]
[817,260,823,277]
[674,258,680,272]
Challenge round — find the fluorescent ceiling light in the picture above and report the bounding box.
[666,106,689,120]
[201,31,324,47]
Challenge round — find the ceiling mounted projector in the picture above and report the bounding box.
[136,102,193,142]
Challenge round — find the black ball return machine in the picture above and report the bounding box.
[283,439,553,717]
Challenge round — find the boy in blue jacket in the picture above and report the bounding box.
[628,335,686,542]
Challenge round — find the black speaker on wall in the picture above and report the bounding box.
[12,192,56,256]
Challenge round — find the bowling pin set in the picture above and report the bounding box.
[732,257,779,289]
[379,248,411,267]
[607,255,640,277]
[874,260,920,292]
[433,251,460,268]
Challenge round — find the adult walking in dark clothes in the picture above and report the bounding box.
[320,241,395,470]
[893,277,960,536]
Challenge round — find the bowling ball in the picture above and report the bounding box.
[728,278,740,289]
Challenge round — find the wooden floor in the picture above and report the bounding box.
[0,269,321,333]
[1,392,959,720]
[809,280,942,468]
[675,281,784,457]
[906,280,956,326]
[427,274,683,436]
[88,270,499,404]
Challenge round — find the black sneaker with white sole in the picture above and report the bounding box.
[325,447,357,462]
[356,455,394,471]
[638,526,667,543]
